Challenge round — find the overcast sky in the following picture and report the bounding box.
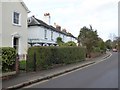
[23,0,119,41]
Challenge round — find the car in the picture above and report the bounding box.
[33,44,41,47]
[112,48,117,52]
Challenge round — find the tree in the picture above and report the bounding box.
[105,39,112,49]
[118,37,120,51]
[97,38,106,52]
[112,37,120,51]
[78,25,99,58]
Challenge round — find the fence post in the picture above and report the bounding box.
[16,53,19,74]
[34,52,36,71]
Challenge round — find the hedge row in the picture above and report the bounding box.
[27,46,86,71]
[1,47,16,72]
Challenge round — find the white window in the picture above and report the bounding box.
[13,12,21,25]
[51,31,53,41]
[44,29,47,39]
[63,35,64,41]
[59,33,61,37]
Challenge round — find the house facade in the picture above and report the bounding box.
[1,1,30,59]
[28,16,77,46]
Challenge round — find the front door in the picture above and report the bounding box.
[13,37,19,54]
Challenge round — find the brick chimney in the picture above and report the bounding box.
[62,29,67,32]
[56,25,61,31]
[54,23,61,31]
[43,13,51,25]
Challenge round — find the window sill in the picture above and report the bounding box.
[51,39,54,41]
[45,38,48,40]
[12,23,21,27]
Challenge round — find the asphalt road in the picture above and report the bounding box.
[24,52,118,88]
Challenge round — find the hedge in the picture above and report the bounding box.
[19,60,26,71]
[1,47,16,72]
[27,46,86,71]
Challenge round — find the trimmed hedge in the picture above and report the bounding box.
[27,46,86,71]
[1,47,16,72]
[19,60,26,70]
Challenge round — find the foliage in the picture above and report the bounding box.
[112,37,120,51]
[64,41,77,46]
[27,47,86,71]
[118,37,120,51]
[78,25,99,57]
[1,47,16,72]
[93,47,101,52]
[97,38,106,52]
[19,60,26,70]
[105,39,112,49]
[56,37,64,46]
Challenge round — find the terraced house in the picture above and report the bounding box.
[1,1,30,59]
[28,15,77,46]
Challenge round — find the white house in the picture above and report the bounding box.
[0,1,30,59]
[28,16,78,46]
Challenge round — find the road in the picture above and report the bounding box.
[24,52,118,88]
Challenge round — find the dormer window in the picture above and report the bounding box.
[12,11,21,26]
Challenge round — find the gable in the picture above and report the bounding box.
[20,2,30,13]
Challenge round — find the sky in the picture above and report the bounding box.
[23,0,119,41]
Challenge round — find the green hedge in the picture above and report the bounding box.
[1,47,16,72]
[27,46,86,71]
[19,60,26,70]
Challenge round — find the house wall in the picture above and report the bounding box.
[2,2,28,57]
[47,28,51,41]
[28,25,77,45]
[53,31,59,42]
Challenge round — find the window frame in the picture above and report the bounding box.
[12,11,21,26]
[44,29,47,40]
[51,31,53,41]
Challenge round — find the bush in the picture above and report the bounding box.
[19,60,26,70]
[1,47,16,72]
[64,41,77,46]
[93,47,101,52]
[27,46,86,71]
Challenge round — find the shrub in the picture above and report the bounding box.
[64,41,77,46]
[27,46,86,71]
[93,47,101,52]
[1,47,16,72]
[19,60,26,70]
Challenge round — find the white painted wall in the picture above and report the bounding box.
[2,2,28,58]
[53,31,59,42]
[28,18,78,45]
[28,25,78,45]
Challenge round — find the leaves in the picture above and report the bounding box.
[27,47,86,71]
[78,25,99,55]
[1,47,16,72]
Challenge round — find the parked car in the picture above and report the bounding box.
[33,43,41,47]
[112,48,117,52]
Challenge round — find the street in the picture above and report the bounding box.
[24,52,118,88]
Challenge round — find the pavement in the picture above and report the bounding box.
[2,52,111,90]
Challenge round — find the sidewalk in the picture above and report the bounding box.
[2,52,111,89]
